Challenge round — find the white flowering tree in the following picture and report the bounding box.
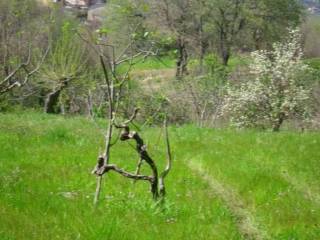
[223,29,311,131]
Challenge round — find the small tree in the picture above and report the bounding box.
[223,28,311,131]
[77,26,172,205]
[40,20,88,113]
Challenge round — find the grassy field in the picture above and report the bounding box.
[0,112,319,240]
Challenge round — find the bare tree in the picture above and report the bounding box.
[92,109,172,201]
[153,0,194,78]
[78,28,172,205]
[0,0,50,96]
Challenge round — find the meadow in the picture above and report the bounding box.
[0,112,319,240]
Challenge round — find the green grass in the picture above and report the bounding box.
[174,126,320,239]
[305,57,320,71]
[117,54,249,73]
[117,56,176,73]
[0,113,320,239]
[132,56,175,70]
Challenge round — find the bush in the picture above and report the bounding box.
[223,29,311,131]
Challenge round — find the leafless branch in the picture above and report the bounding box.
[0,45,50,95]
[93,162,153,181]
[84,26,170,205]
[114,108,140,128]
[159,115,172,197]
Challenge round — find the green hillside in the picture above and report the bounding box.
[0,113,319,240]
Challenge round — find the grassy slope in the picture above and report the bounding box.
[0,113,319,240]
[175,126,320,239]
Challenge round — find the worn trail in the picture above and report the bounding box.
[188,161,269,240]
[281,171,320,205]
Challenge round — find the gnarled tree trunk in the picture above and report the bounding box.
[92,110,172,203]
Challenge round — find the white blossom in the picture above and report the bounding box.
[223,28,311,130]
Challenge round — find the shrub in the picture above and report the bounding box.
[223,28,311,131]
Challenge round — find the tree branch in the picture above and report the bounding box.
[159,115,172,197]
[0,45,50,95]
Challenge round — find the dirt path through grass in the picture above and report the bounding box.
[280,171,320,205]
[188,161,269,240]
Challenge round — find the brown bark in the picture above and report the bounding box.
[92,110,172,203]
[80,29,172,204]
[176,37,188,78]
[44,89,63,113]
[44,79,69,114]
[272,112,285,132]
[116,124,159,199]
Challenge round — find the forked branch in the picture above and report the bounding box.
[84,29,171,205]
[92,109,172,203]
[159,116,172,197]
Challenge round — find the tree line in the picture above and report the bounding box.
[1,0,319,131]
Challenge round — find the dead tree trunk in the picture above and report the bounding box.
[77,29,170,206]
[92,109,172,203]
[117,124,159,199]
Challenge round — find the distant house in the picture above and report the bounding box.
[37,0,106,25]
[63,0,106,8]
[38,0,105,8]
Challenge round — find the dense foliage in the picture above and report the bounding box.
[0,0,319,129]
